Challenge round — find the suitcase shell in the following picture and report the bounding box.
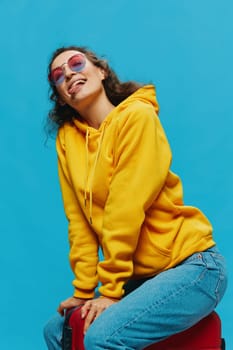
[62,307,225,350]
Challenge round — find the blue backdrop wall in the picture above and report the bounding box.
[0,1,232,349]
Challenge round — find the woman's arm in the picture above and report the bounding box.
[56,129,99,299]
[98,102,172,299]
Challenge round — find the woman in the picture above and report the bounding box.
[44,46,227,350]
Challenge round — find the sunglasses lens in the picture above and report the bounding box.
[69,54,86,72]
[50,68,64,85]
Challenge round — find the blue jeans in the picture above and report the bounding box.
[44,246,227,350]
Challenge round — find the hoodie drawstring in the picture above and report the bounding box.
[84,129,89,209]
[84,125,106,224]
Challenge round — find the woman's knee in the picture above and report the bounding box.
[84,325,102,349]
[84,319,115,349]
[44,318,54,342]
[84,320,124,349]
[43,314,64,345]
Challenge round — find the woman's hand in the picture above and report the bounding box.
[57,296,87,316]
[81,297,118,334]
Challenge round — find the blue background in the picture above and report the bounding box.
[0,0,232,349]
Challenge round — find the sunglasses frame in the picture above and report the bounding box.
[49,53,86,86]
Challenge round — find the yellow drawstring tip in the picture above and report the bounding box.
[89,217,93,225]
[84,199,86,207]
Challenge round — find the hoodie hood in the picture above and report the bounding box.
[72,85,159,133]
[119,84,159,114]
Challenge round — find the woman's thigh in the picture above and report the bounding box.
[84,247,227,350]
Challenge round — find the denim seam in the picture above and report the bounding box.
[209,252,225,306]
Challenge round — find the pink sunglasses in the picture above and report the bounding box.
[49,53,86,86]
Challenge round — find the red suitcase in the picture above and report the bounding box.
[62,307,225,350]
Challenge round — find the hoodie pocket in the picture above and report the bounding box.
[133,227,172,276]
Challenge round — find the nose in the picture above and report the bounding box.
[62,63,75,80]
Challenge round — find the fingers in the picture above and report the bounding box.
[81,301,90,319]
[57,297,85,316]
[83,304,98,334]
[57,301,67,316]
[81,297,118,334]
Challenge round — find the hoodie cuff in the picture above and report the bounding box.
[73,288,95,299]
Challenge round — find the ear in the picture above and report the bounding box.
[99,68,107,81]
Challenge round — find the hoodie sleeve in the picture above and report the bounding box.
[98,102,172,299]
[56,128,99,299]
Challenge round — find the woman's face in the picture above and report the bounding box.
[50,50,106,111]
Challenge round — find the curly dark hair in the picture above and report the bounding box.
[46,46,143,136]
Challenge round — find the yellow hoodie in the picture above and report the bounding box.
[56,85,215,300]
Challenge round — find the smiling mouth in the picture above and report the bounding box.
[68,79,87,94]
